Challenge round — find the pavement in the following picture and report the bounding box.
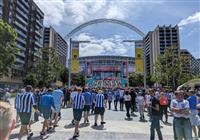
[10,105,174,140]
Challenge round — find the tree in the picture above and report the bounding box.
[146,75,155,87]
[71,73,85,87]
[24,46,62,87]
[23,73,37,87]
[0,20,18,77]
[128,73,143,87]
[59,66,69,86]
[152,45,194,88]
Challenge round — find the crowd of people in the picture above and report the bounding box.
[0,85,200,140]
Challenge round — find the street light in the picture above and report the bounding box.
[122,39,147,90]
[68,38,91,88]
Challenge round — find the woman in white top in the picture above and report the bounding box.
[136,91,145,121]
[124,90,132,118]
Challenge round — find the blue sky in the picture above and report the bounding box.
[34,0,200,58]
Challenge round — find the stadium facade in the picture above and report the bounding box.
[79,55,135,88]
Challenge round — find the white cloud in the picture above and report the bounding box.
[178,11,200,27]
[34,0,137,26]
[75,33,134,57]
[34,0,65,26]
[105,5,125,19]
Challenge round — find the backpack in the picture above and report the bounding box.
[160,97,168,105]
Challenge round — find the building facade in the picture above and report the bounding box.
[0,0,44,88]
[193,58,200,75]
[180,49,193,74]
[44,27,68,66]
[79,55,135,88]
[144,25,180,75]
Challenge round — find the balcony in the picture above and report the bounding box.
[16,7,28,20]
[14,20,27,33]
[35,40,43,48]
[17,51,25,58]
[36,19,43,28]
[16,57,25,65]
[15,28,27,39]
[15,14,28,26]
[35,30,42,37]
[16,1,29,14]
[16,36,26,45]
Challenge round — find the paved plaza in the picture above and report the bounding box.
[10,106,174,140]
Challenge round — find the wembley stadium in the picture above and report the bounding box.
[79,55,135,88]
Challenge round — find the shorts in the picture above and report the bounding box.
[54,105,61,113]
[73,109,83,121]
[94,107,105,115]
[41,107,52,120]
[190,110,200,126]
[138,105,145,112]
[19,112,31,125]
[83,105,90,112]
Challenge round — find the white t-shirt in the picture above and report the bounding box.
[70,91,78,101]
[124,94,131,101]
[170,99,190,118]
[136,96,145,106]
[145,94,151,105]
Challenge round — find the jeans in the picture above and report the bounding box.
[150,115,163,140]
[119,98,124,111]
[174,118,192,140]
[125,101,131,118]
[108,101,112,110]
[160,105,168,122]
[114,100,119,110]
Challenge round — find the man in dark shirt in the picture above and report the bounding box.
[130,88,137,114]
[149,89,163,140]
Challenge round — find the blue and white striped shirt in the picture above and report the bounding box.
[17,92,36,113]
[73,93,85,109]
[95,94,104,108]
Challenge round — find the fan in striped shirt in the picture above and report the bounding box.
[72,87,85,138]
[16,85,38,140]
[94,90,106,126]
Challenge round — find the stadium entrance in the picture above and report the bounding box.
[79,56,134,88]
[65,18,145,88]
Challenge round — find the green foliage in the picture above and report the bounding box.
[59,66,69,86]
[146,75,155,87]
[24,47,63,87]
[128,73,143,87]
[23,73,37,87]
[0,20,18,77]
[71,73,85,87]
[152,45,194,88]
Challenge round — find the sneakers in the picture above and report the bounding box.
[101,121,106,125]
[27,132,33,140]
[73,131,80,138]
[94,123,97,126]
[71,120,75,125]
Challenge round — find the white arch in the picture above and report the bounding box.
[64,18,145,39]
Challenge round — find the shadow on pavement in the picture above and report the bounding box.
[9,133,18,139]
[64,123,75,129]
[124,118,133,121]
[131,113,138,117]
[164,122,172,126]
[91,125,106,130]
[79,123,90,128]
[139,120,148,123]
[68,137,78,140]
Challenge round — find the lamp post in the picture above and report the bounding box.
[68,38,90,88]
[122,39,147,90]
